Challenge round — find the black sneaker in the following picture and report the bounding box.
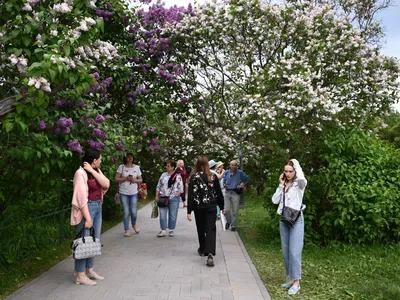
[231,227,237,232]
[197,248,205,256]
[206,254,214,267]
[225,222,230,230]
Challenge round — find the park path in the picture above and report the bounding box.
[6,202,271,300]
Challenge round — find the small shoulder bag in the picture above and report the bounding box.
[280,184,302,227]
[114,165,124,204]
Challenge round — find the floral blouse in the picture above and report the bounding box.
[156,172,184,198]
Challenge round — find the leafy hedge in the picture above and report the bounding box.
[263,129,400,244]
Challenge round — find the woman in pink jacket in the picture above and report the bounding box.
[71,149,110,286]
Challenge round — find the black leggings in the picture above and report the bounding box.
[194,206,217,256]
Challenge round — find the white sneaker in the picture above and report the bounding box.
[168,230,174,237]
[157,230,167,237]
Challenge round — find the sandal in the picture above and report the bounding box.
[132,226,140,234]
[124,231,131,237]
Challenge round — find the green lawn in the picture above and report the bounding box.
[237,193,400,300]
[0,198,152,299]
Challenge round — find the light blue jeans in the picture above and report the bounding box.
[120,193,138,230]
[159,196,180,230]
[279,212,304,280]
[74,200,102,273]
[224,190,240,228]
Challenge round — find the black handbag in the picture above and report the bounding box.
[157,185,173,208]
[280,185,302,227]
[157,196,170,207]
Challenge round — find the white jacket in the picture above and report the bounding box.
[272,162,307,215]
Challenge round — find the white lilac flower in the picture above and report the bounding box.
[22,3,32,11]
[50,30,58,36]
[52,2,72,14]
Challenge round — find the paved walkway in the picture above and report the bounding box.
[6,203,271,300]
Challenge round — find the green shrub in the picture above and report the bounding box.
[263,129,400,244]
[313,129,400,244]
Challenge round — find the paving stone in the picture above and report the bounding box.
[5,202,271,300]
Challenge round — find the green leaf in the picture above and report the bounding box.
[23,151,29,160]
[22,36,31,47]
[24,25,31,34]
[97,18,104,33]
[24,48,31,57]
[49,69,56,81]
[11,29,21,38]
[65,45,70,56]
[69,75,77,85]
[4,122,14,133]
[37,151,42,159]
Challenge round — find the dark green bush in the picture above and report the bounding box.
[263,129,400,244]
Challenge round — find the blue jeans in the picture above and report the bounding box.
[74,200,102,273]
[120,193,138,230]
[224,190,240,228]
[279,212,304,280]
[159,196,180,230]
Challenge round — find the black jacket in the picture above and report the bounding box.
[187,172,224,214]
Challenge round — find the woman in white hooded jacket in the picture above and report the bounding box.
[272,158,307,295]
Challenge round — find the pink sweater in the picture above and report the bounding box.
[70,167,107,225]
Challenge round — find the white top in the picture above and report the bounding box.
[117,164,142,195]
[271,162,307,215]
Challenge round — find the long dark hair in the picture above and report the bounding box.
[191,156,212,183]
[81,149,101,178]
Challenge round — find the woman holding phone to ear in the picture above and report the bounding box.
[272,158,307,295]
[71,149,110,286]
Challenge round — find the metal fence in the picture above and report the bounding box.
[0,206,73,265]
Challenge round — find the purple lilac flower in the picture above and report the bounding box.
[152,138,158,145]
[149,145,155,151]
[55,99,73,107]
[75,101,85,108]
[68,140,83,155]
[96,10,113,21]
[150,128,155,133]
[128,97,135,104]
[56,117,73,134]
[106,2,113,11]
[129,24,141,33]
[143,130,148,136]
[116,141,126,152]
[82,117,91,126]
[154,144,161,151]
[200,107,206,113]
[91,72,100,80]
[88,139,105,150]
[181,97,188,103]
[39,120,46,130]
[113,156,119,163]
[94,114,105,126]
[92,128,107,139]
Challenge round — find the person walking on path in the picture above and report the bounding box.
[209,160,221,219]
[71,149,110,286]
[176,159,188,207]
[187,156,225,267]
[114,152,143,237]
[272,158,307,295]
[223,160,250,231]
[155,160,184,237]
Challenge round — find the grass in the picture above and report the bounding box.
[0,197,152,299]
[237,193,400,300]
